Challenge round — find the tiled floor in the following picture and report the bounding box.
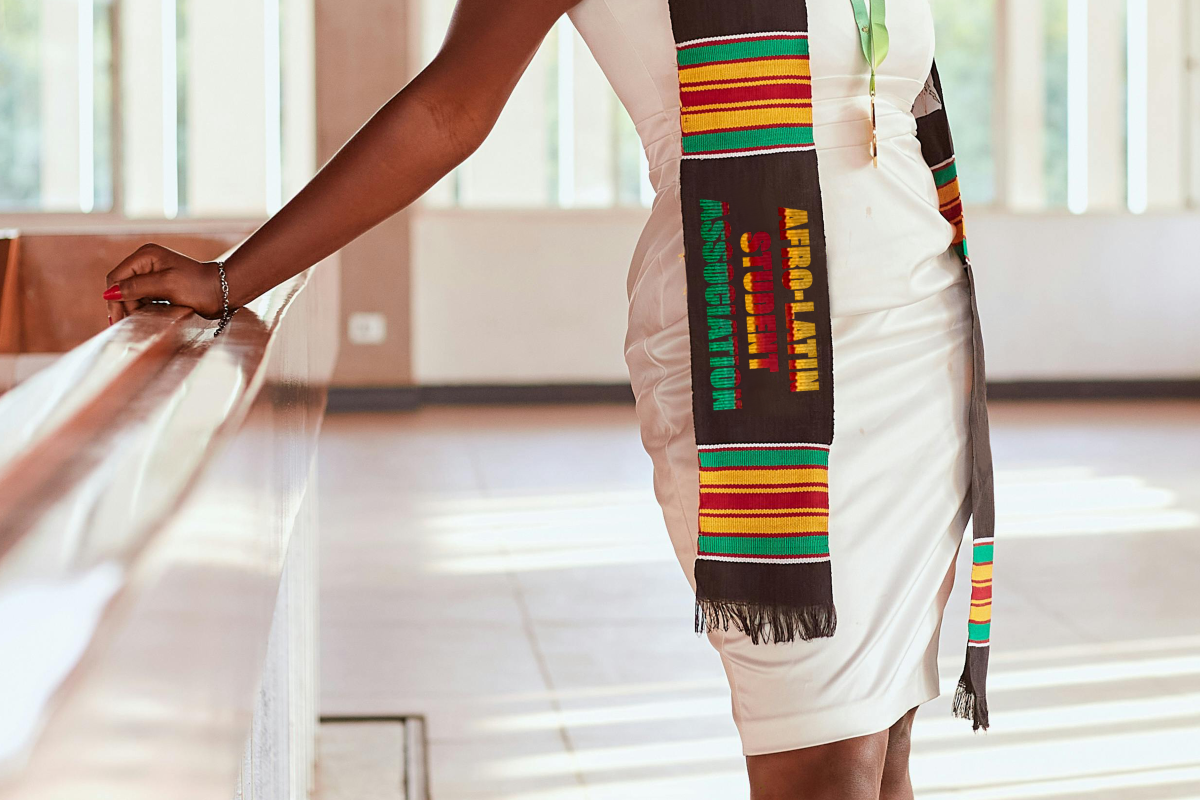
[317,400,1200,799]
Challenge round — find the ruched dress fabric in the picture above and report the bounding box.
[567,0,974,754]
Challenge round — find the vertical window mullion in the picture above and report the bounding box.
[997,0,1047,210]
[1066,0,1089,212]
[119,0,177,218]
[556,18,575,208]
[1126,0,1148,212]
[39,0,93,212]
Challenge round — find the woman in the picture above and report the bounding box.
[103,0,995,796]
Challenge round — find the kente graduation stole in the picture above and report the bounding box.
[669,0,995,730]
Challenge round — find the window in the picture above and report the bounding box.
[418,0,1199,215]
[930,0,997,206]
[417,3,650,209]
[0,0,310,219]
[0,0,114,212]
[4,0,1196,217]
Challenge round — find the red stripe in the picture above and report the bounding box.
[696,532,827,539]
[678,34,807,51]
[683,83,812,108]
[700,491,825,510]
[701,511,828,518]
[940,199,963,220]
[971,585,992,601]
[701,491,828,510]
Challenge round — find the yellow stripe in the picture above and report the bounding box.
[682,78,806,92]
[699,514,829,534]
[680,58,811,85]
[682,106,813,134]
[701,485,829,494]
[701,507,828,515]
[971,563,993,581]
[969,606,992,623]
[937,179,961,206]
[699,467,829,486]
[684,98,812,113]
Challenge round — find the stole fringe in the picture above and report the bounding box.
[952,661,990,731]
[695,598,837,645]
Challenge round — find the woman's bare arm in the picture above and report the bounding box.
[105,0,580,321]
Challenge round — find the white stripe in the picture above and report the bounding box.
[967,641,992,648]
[931,155,956,172]
[972,537,995,545]
[697,442,829,450]
[677,31,808,48]
[697,555,831,565]
[682,144,816,161]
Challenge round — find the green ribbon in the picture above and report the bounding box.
[848,0,889,94]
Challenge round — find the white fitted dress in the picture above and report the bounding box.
[568,0,974,754]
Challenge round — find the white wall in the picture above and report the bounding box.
[412,208,1200,385]
[412,208,641,383]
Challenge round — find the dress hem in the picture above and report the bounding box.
[736,670,942,757]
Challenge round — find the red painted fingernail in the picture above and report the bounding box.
[102,285,122,301]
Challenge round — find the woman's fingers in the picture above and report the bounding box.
[105,243,166,288]
[124,270,181,303]
[104,244,225,325]
[103,244,185,324]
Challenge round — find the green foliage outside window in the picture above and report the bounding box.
[930,0,996,206]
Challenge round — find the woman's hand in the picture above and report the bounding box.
[103,0,578,327]
[103,244,225,324]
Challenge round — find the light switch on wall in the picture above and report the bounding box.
[347,312,387,345]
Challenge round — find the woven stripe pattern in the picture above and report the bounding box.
[677,33,815,159]
[698,444,830,563]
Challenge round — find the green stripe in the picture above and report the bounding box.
[973,543,994,564]
[678,37,809,67]
[698,535,829,556]
[683,126,814,155]
[968,621,991,641]
[956,239,969,259]
[933,161,958,186]
[699,448,829,468]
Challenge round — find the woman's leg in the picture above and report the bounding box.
[879,707,919,800]
[745,729,890,800]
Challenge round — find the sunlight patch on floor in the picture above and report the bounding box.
[995,467,1199,537]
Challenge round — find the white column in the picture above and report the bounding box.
[39,0,93,212]
[121,0,178,218]
[1127,0,1187,212]
[1186,0,1200,206]
[186,0,281,216]
[1084,0,1127,211]
[997,0,1046,210]
[281,0,316,202]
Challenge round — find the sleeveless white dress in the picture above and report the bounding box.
[568,0,974,755]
